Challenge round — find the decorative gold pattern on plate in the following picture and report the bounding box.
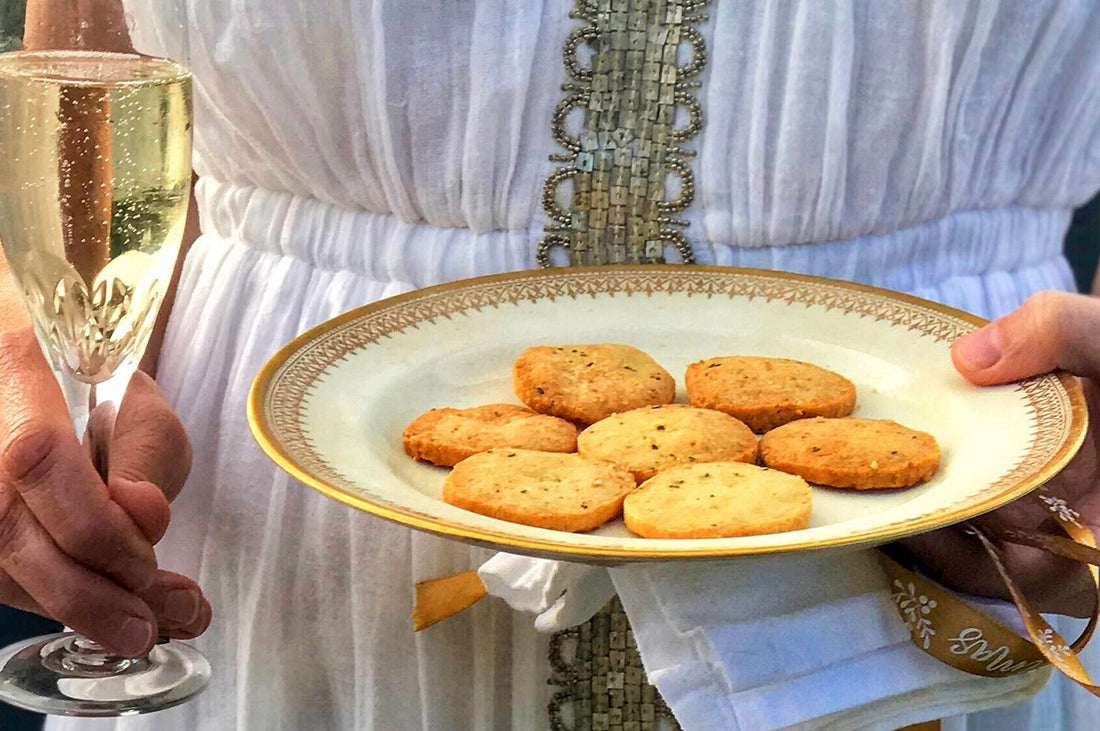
[537,0,711,267]
[248,266,1087,562]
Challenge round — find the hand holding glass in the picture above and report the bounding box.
[0,49,210,716]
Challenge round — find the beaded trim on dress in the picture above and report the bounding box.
[537,0,710,267]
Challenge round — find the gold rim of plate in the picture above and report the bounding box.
[246,265,1088,562]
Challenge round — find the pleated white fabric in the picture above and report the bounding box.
[51,1,1100,729]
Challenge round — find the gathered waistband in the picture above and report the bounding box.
[194,177,1075,318]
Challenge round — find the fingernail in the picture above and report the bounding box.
[955,326,1002,370]
[163,589,201,625]
[118,617,154,656]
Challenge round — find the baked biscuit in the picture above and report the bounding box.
[513,344,675,424]
[442,449,635,532]
[402,404,578,467]
[759,417,940,489]
[623,462,812,539]
[577,404,757,482]
[685,356,856,432]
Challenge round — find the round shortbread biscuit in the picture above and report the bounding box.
[402,404,578,466]
[513,344,676,425]
[577,404,757,482]
[623,462,812,539]
[759,417,940,489]
[442,449,635,532]
[685,356,856,432]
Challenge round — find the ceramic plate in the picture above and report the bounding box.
[247,266,1087,563]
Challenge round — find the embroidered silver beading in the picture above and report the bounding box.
[537,0,711,267]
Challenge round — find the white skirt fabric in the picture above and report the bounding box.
[47,175,1091,731]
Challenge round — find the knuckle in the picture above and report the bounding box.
[1022,290,1065,325]
[0,328,38,375]
[1006,291,1065,359]
[115,409,192,485]
[150,406,188,449]
[41,585,84,627]
[0,492,31,569]
[0,419,67,490]
[54,515,111,565]
[112,452,153,485]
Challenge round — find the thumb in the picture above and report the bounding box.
[952,291,1100,386]
[112,371,192,501]
[106,372,191,543]
[84,399,117,476]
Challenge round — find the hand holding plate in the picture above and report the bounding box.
[898,291,1100,617]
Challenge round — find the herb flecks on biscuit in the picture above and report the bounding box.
[513,344,675,424]
[442,449,635,532]
[403,404,578,467]
[578,404,757,481]
[759,417,940,490]
[623,462,812,539]
[685,356,856,433]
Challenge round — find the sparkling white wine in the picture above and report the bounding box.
[0,51,192,383]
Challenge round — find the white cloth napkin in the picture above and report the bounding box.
[478,551,1049,731]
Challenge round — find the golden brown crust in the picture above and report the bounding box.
[402,404,578,466]
[577,404,757,482]
[684,356,857,432]
[441,449,636,532]
[758,417,940,490]
[623,462,812,539]
[513,344,676,425]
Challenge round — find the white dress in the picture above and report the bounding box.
[51,1,1100,729]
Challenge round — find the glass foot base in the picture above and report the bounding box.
[0,632,210,717]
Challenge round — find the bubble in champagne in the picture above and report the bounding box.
[0,50,192,383]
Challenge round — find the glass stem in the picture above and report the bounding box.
[54,362,133,471]
[55,368,93,439]
[44,635,146,678]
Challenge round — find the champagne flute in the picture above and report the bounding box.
[0,40,210,719]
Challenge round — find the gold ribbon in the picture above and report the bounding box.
[412,570,486,632]
[881,486,1100,693]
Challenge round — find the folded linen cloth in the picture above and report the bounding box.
[478,551,1048,731]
